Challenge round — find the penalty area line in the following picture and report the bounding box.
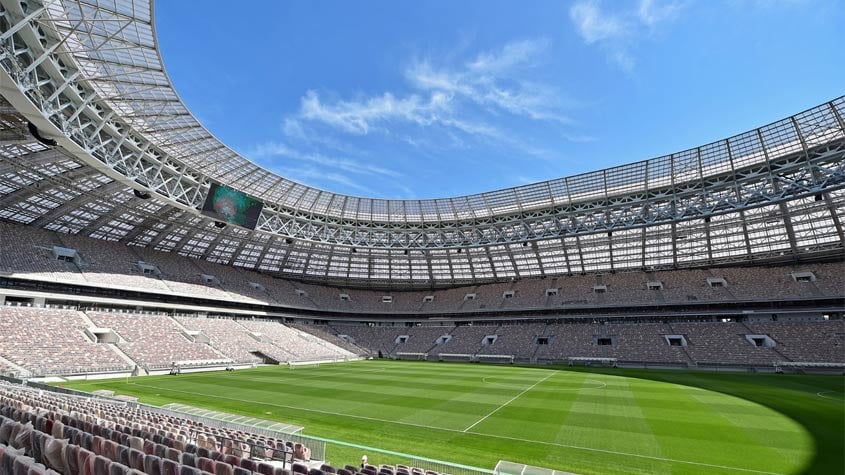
[126,382,785,475]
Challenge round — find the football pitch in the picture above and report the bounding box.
[60,361,844,475]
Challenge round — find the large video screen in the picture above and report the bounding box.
[201,183,264,229]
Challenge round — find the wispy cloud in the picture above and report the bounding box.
[297,90,450,136]
[282,38,577,151]
[569,1,628,45]
[246,141,410,196]
[282,165,377,195]
[252,141,401,178]
[637,0,684,28]
[569,0,684,70]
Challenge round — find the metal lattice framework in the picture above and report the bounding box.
[0,0,843,287]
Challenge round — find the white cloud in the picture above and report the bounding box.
[467,38,548,73]
[282,165,377,195]
[286,38,574,147]
[638,0,684,28]
[569,1,628,45]
[569,0,684,70]
[251,141,402,178]
[298,90,448,135]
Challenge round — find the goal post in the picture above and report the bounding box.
[477,354,514,364]
[287,360,321,369]
[395,352,427,361]
[437,353,473,362]
[567,357,617,367]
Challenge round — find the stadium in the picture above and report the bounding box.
[0,1,843,474]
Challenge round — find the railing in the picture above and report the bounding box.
[143,402,326,461]
[309,434,494,475]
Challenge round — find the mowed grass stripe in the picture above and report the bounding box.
[557,374,670,473]
[671,384,808,471]
[125,363,560,431]
[463,371,555,431]
[124,378,788,475]
[58,361,827,475]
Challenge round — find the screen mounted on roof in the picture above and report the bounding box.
[201,183,264,229]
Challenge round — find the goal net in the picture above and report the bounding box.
[477,354,514,364]
[395,352,427,361]
[287,361,321,369]
[567,357,617,367]
[437,353,473,362]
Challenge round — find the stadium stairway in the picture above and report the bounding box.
[740,321,794,362]
[234,267,281,305]
[665,322,696,367]
[706,269,739,300]
[77,311,98,328]
[646,271,666,304]
[529,325,550,363]
[0,355,29,377]
[169,316,242,363]
[107,344,146,375]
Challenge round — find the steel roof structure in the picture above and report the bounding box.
[0,0,843,288]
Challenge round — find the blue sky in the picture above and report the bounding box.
[155,0,844,199]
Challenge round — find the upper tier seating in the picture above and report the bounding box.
[2,222,841,314]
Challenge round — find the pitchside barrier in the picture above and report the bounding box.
[153,403,325,460]
[775,361,845,374]
[0,377,328,460]
[310,433,494,475]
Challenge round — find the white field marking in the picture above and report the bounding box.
[463,372,555,432]
[816,390,844,401]
[127,381,785,475]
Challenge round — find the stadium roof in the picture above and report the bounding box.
[0,0,843,287]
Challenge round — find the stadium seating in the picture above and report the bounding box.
[654,322,781,366]
[0,381,304,474]
[238,321,354,361]
[0,222,87,284]
[174,317,265,364]
[747,321,845,363]
[0,307,129,376]
[0,221,841,313]
[536,322,604,360]
[428,325,498,356]
[1,302,841,374]
[0,381,458,475]
[287,323,370,356]
[477,323,546,359]
[324,319,844,367]
[87,312,228,369]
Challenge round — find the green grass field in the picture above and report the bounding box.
[59,361,844,475]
